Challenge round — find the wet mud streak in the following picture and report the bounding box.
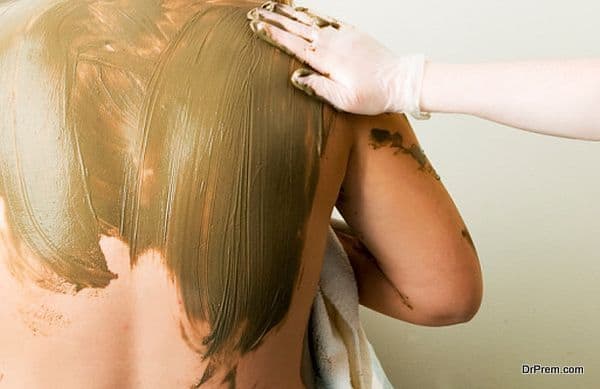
[194,361,216,388]
[369,128,440,180]
[352,234,413,310]
[461,228,477,253]
[180,321,203,355]
[221,365,237,389]
[127,2,328,369]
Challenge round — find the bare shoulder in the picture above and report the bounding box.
[327,110,423,158]
[319,108,436,207]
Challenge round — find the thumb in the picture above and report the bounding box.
[291,68,348,110]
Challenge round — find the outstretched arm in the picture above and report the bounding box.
[421,60,600,141]
[248,2,600,141]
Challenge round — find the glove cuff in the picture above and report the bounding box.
[402,54,431,120]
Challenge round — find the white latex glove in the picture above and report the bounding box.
[247,1,430,119]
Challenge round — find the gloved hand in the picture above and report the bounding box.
[247,1,430,119]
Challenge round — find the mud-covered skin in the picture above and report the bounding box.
[368,128,440,180]
[0,0,326,386]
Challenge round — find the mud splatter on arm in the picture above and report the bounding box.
[368,128,440,181]
[461,227,478,254]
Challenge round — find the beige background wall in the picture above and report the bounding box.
[300,0,600,387]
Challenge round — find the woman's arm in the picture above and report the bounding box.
[330,218,416,315]
[421,60,600,141]
[334,112,483,326]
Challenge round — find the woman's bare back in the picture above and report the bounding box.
[0,0,352,387]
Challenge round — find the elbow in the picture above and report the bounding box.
[419,288,482,326]
[450,275,484,323]
[408,264,483,326]
[460,296,483,322]
[374,232,484,326]
[420,249,483,326]
[435,294,482,325]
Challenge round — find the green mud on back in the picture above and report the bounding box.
[0,0,327,374]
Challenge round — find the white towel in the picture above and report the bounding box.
[309,225,394,389]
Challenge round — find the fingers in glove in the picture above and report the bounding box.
[291,68,347,111]
[294,6,341,30]
[259,1,341,30]
[249,20,329,76]
[247,8,314,42]
[258,1,314,26]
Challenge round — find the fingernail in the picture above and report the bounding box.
[260,1,276,11]
[291,69,316,96]
[246,8,259,20]
[314,18,327,28]
[292,79,315,96]
[249,19,265,34]
[293,68,314,78]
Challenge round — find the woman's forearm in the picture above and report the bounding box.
[420,60,600,141]
[330,220,417,320]
[331,219,475,326]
